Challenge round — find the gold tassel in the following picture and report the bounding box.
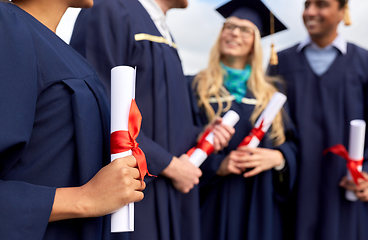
[344,2,351,26]
[270,43,278,65]
[269,13,278,65]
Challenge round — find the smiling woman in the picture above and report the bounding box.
[192,1,298,240]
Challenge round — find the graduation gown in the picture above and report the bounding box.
[274,43,368,240]
[70,0,201,239]
[0,3,119,240]
[198,90,298,240]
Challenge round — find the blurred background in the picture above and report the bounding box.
[56,0,368,75]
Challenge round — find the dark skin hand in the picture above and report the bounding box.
[340,171,368,202]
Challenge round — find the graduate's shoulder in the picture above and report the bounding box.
[87,0,144,19]
[273,44,301,74]
[347,42,368,65]
[347,42,368,53]
[277,44,299,60]
[346,42,368,79]
[0,3,35,58]
[0,3,32,37]
[0,3,40,95]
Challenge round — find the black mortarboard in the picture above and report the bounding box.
[216,0,287,38]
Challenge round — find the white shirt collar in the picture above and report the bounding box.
[138,0,165,22]
[296,35,347,55]
[138,0,173,45]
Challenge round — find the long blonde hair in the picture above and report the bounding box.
[193,26,285,146]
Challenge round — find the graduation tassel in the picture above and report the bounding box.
[344,0,351,26]
[269,12,278,65]
[270,43,278,65]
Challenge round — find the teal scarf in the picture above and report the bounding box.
[221,62,252,103]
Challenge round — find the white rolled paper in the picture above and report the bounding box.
[346,119,366,201]
[189,110,240,167]
[246,92,287,148]
[110,66,135,232]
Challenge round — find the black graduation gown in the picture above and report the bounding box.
[70,0,201,239]
[198,90,298,240]
[274,43,368,240]
[0,3,118,240]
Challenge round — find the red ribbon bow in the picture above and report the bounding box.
[187,127,214,157]
[110,99,154,182]
[238,120,266,147]
[324,144,365,186]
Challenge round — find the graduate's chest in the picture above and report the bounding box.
[211,99,256,148]
[285,54,367,132]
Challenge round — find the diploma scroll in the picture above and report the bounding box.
[346,120,366,201]
[188,110,240,167]
[110,66,136,232]
[238,92,287,148]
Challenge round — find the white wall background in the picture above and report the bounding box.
[57,0,368,75]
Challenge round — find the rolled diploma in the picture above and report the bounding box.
[189,110,240,167]
[110,66,135,232]
[346,120,366,201]
[246,92,287,148]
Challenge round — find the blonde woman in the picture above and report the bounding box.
[194,1,298,240]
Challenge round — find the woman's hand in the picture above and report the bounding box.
[199,116,235,153]
[216,150,247,176]
[50,155,145,222]
[236,146,284,178]
[339,171,368,202]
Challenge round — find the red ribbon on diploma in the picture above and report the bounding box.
[187,128,214,157]
[324,144,365,185]
[110,99,154,182]
[238,120,265,147]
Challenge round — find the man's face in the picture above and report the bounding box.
[303,0,344,38]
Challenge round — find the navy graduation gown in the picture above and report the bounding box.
[70,0,201,239]
[274,43,368,240]
[0,3,119,240]
[198,90,298,240]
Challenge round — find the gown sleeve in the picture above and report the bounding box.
[199,153,226,187]
[272,84,298,202]
[0,7,55,239]
[70,0,175,179]
[360,50,368,171]
[272,110,298,202]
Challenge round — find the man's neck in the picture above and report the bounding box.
[154,0,169,14]
[12,0,67,32]
[310,32,338,48]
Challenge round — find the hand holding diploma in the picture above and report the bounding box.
[325,120,367,202]
[50,156,145,222]
[188,110,239,167]
[216,147,284,177]
[110,66,153,232]
[161,111,236,193]
[216,92,287,178]
[209,117,236,153]
[340,171,368,202]
[161,154,202,194]
[238,92,286,148]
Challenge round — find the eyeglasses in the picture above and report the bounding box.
[223,22,255,38]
